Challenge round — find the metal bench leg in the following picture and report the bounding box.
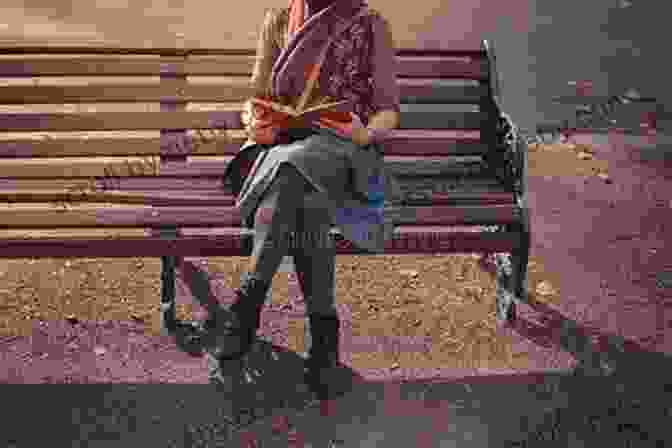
[494,252,516,324]
[511,212,531,305]
[160,255,178,332]
[494,213,531,324]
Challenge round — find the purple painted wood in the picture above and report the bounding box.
[0,82,484,105]
[388,205,519,225]
[398,82,486,104]
[0,46,487,79]
[0,111,241,132]
[0,110,481,132]
[0,131,484,158]
[1,205,519,228]
[2,156,494,179]
[0,189,513,207]
[0,229,518,257]
[0,189,236,207]
[0,178,223,191]
[397,58,488,79]
[382,135,485,156]
[398,110,484,130]
[0,46,484,56]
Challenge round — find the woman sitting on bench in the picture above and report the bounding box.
[207,0,400,398]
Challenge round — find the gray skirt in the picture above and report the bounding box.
[235,127,400,253]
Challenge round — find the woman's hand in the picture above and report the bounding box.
[348,112,371,147]
[350,126,371,147]
[246,121,278,145]
[242,99,280,144]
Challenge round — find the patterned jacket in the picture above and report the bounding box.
[249,6,400,127]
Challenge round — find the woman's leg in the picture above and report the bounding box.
[291,198,337,317]
[291,198,342,399]
[207,162,316,362]
[248,162,316,283]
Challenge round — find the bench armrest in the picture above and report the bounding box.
[497,110,527,208]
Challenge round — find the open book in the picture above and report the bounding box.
[249,97,353,123]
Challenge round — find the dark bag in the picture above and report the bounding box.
[221,141,269,197]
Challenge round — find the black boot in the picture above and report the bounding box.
[204,272,271,361]
[303,314,342,399]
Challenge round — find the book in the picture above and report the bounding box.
[248,97,353,124]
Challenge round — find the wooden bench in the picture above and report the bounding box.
[0,40,529,330]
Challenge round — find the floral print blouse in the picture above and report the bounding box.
[250,6,400,127]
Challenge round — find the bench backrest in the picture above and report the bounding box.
[0,41,520,256]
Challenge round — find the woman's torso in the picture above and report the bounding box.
[269,7,379,126]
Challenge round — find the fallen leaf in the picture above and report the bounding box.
[390,362,400,370]
[577,151,593,160]
[536,281,556,296]
[93,346,107,356]
[597,173,613,184]
[400,269,419,277]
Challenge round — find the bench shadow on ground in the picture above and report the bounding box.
[170,258,366,409]
[172,258,672,445]
[1,261,670,447]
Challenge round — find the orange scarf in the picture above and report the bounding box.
[245,0,356,144]
[287,0,306,39]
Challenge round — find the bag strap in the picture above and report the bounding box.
[294,6,369,113]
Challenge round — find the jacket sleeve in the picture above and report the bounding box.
[368,11,401,114]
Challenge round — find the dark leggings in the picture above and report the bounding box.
[248,162,337,317]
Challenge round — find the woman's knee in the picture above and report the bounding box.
[254,164,309,227]
[273,163,315,194]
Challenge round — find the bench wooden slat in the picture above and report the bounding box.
[0,111,240,132]
[0,136,239,157]
[0,46,484,56]
[397,58,488,79]
[0,54,488,79]
[0,109,483,132]
[399,108,484,129]
[0,131,484,158]
[0,82,486,105]
[551,95,657,105]
[0,175,505,192]
[0,156,493,178]
[0,188,514,207]
[0,83,253,104]
[0,204,519,228]
[0,56,256,77]
[399,82,486,104]
[0,190,236,206]
[0,47,258,56]
[0,227,518,257]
